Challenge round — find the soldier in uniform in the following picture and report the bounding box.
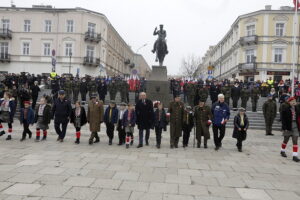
[263,94,277,136]
[108,79,118,101]
[63,77,73,101]
[168,95,184,148]
[72,78,80,103]
[88,78,98,99]
[195,84,209,105]
[240,85,250,109]
[251,84,260,112]
[120,80,129,103]
[221,82,231,106]
[51,77,60,101]
[186,82,196,107]
[97,79,107,102]
[194,99,212,148]
[80,78,88,103]
[231,82,241,111]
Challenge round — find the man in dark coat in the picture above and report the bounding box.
[135,92,154,148]
[30,81,40,109]
[210,82,220,104]
[231,82,241,111]
[80,78,88,103]
[97,79,107,102]
[52,90,72,142]
[263,94,277,136]
[168,95,184,148]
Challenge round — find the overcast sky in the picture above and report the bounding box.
[2,0,294,75]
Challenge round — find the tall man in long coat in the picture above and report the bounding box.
[263,94,277,136]
[87,94,104,144]
[135,92,154,148]
[168,95,184,148]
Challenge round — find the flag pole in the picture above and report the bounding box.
[292,0,298,97]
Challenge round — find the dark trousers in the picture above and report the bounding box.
[81,92,87,102]
[54,120,68,139]
[183,130,191,146]
[106,122,115,140]
[265,117,274,134]
[213,125,226,147]
[155,126,162,145]
[236,130,246,150]
[252,100,258,112]
[225,98,230,107]
[99,94,105,102]
[118,122,126,144]
[32,96,38,109]
[22,121,32,138]
[232,97,239,108]
[138,128,150,145]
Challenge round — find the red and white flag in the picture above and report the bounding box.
[294,0,300,10]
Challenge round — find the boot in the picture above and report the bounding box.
[57,136,60,141]
[156,144,160,149]
[75,138,80,144]
[137,144,143,148]
[145,140,149,146]
[0,130,5,136]
[20,136,26,142]
[28,132,32,139]
[293,156,300,162]
[6,135,11,140]
[238,148,242,152]
[94,133,100,143]
[280,151,287,158]
[41,136,47,141]
[35,136,40,142]
[89,132,95,145]
[204,144,208,149]
[109,138,112,145]
[197,142,200,148]
[130,139,134,146]
[170,145,174,149]
[126,144,129,149]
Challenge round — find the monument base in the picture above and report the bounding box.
[146,66,173,106]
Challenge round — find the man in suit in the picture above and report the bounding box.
[135,92,154,148]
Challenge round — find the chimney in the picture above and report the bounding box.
[265,5,272,10]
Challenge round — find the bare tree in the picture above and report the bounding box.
[180,54,202,79]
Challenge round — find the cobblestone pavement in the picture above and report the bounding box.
[0,123,300,200]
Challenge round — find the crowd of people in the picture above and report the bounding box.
[0,73,299,163]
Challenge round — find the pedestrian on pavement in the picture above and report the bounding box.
[20,101,35,141]
[232,107,249,152]
[0,92,16,140]
[80,78,88,103]
[117,102,127,146]
[211,94,230,150]
[280,97,300,162]
[30,81,40,109]
[210,81,220,105]
[251,84,260,112]
[135,92,154,148]
[263,94,277,136]
[98,79,107,102]
[154,102,167,149]
[87,94,104,145]
[194,99,212,148]
[182,106,194,148]
[70,101,87,144]
[34,97,52,141]
[52,90,72,142]
[104,101,119,145]
[231,82,240,111]
[168,95,184,148]
[122,103,136,148]
[240,85,250,109]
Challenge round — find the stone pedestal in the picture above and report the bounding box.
[146,66,173,106]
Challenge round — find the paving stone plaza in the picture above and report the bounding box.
[0,123,299,200]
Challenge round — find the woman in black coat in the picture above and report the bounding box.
[70,101,87,144]
[153,103,168,148]
[232,108,249,152]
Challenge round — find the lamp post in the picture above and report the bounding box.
[69,52,72,74]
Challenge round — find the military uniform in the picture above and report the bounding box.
[240,87,250,109]
[251,87,260,112]
[168,101,184,148]
[186,83,196,107]
[263,99,277,135]
[196,86,209,104]
[88,80,98,99]
[120,81,129,103]
[194,105,212,148]
[63,79,73,101]
[80,80,88,102]
[221,86,231,106]
[108,81,118,101]
[72,80,80,103]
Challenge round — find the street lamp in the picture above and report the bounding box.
[69,52,72,74]
[136,43,147,54]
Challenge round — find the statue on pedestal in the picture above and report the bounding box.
[152,24,168,66]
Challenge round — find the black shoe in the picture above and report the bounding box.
[146,141,149,146]
[0,130,5,136]
[170,145,174,149]
[41,136,47,141]
[35,136,40,142]
[197,143,200,148]
[28,132,32,139]
[60,139,64,143]
[75,138,80,144]
[293,156,300,162]
[118,142,122,146]
[57,137,60,141]
[238,148,242,152]
[204,144,208,149]
[183,144,186,148]
[215,146,219,151]
[109,141,112,145]
[130,140,134,146]
[89,140,93,145]
[156,144,160,149]
[174,144,178,148]
[280,151,287,158]
[126,144,129,149]
[20,137,25,142]
[266,133,274,136]
[6,135,11,140]
[137,144,143,148]
[94,138,100,143]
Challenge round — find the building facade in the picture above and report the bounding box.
[199,5,300,82]
[0,5,149,77]
[133,54,151,78]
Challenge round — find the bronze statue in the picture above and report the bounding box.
[152,24,168,66]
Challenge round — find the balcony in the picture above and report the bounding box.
[84,32,101,43]
[0,53,10,63]
[239,35,258,46]
[238,63,257,72]
[0,29,12,40]
[83,57,100,67]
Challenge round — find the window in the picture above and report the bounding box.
[88,22,96,34]
[246,24,256,36]
[276,23,285,37]
[22,42,30,55]
[86,46,94,58]
[274,48,283,63]
[65,43,72,56]
[66,20,74,33]
[24,20,31,32]
[44,20,52,32]
[43,43,51,56]
[0,42,8,58]
[245,49,255,63]
[1,19,10,30]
